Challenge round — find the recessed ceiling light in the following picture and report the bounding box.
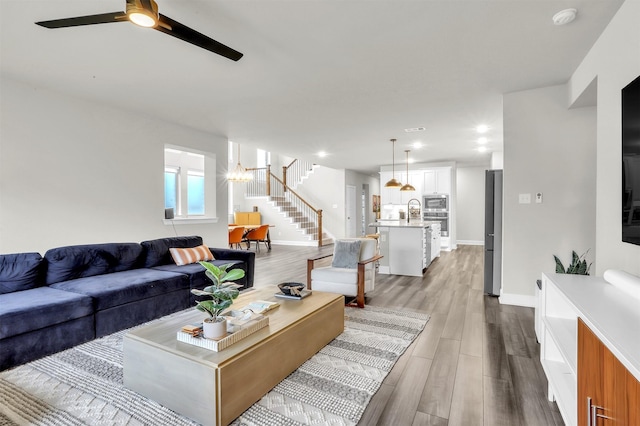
[404,127,426,133]
[478,137,488,144]
[478,146,488,153]
[317,151,328,158]
[553,8,577,26]
[476,124,489,134]
[412,142,423,149]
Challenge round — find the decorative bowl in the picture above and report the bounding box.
[278,282,305,296]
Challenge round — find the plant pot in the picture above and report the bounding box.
[203,317,227,340]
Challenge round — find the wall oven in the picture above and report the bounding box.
[423,211,449,237]
[423,194,449,212]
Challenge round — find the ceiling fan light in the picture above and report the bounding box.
[126,0,159,28]
[129,11,157,27]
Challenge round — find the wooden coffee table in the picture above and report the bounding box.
[123,287,344,426]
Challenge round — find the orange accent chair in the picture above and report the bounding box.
[243,224,270,252]
[228,226,245,250]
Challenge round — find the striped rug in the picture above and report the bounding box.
[0,306,429,426]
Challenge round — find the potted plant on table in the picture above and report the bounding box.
[191,261,245,339]
[553,250,592,275]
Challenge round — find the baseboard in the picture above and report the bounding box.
[457,240,484,246]
[498,292,536,308]
[269,240,318,247]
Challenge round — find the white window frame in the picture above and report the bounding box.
[164,145,218,224]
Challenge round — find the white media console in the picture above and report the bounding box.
[536,273,640,426]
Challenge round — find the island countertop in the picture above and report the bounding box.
[369,220,440,228]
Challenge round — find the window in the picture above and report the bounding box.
[187,171,205,215]
[164,167,179,211]
[257,148,270,168]
[164,147,216,220]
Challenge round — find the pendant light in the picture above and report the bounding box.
[227,144,253,182]
[400,150,415,192]
[384,138,403,188]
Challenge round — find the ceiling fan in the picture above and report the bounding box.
[35,0,243,61]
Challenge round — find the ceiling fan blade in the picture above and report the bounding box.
[36,12,126,29]
[155,14,243,61]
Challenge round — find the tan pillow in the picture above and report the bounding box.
[169,245,214,266]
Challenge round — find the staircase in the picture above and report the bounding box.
[244,160,333,247]
[269,195,333,246]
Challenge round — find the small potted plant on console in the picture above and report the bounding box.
[191,261,245,339]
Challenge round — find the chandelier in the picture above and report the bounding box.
[227,144,253,182]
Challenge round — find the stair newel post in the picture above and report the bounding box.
[282,166,287,193]
[266,164,271,196]
[317,209,323,246]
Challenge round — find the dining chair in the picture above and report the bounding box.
[228,226,245,250]
[243,224,270,252]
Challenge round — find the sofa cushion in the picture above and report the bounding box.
[169,245,214,266]
[44,243,144,285]
[152,259,245,290]
[141,236,203,267]
[49,269,189,311]
[0,252,44,294]
[0,287,94,339]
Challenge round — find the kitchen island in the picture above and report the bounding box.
[370,221,441,277]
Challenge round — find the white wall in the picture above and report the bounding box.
[456,167,486,244]
[569,0,640,276]
[0,78,229,254]
[502,84,597,306]
[491,152,504,169]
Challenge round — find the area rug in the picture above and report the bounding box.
[0,306,429,426]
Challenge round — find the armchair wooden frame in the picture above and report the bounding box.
[307,252,383,308]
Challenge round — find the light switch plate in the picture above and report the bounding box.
[519,193,531,204]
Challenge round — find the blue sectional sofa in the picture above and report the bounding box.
[0,236,254,371]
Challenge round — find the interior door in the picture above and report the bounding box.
[346,185,357,237]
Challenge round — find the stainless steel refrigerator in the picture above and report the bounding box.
[484,170,503,296]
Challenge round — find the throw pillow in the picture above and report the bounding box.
[331,240,362,269]
[169,245,214,266]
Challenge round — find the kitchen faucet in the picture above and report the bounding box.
[407,198,421,223]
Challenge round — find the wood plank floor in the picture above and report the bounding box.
[251,244,565,426]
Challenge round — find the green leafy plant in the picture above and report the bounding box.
[190,261,245,318]
[553,250,592,275]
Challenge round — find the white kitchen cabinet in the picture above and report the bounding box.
[380,171,403,205]
[401,171,424,204]
[423,170,436,194]
[423,168,451,195]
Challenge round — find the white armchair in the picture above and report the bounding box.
[307,238,382,308]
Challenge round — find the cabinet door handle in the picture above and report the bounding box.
[588,398,614,425]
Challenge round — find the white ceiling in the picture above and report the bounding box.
[0,0,624,174]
